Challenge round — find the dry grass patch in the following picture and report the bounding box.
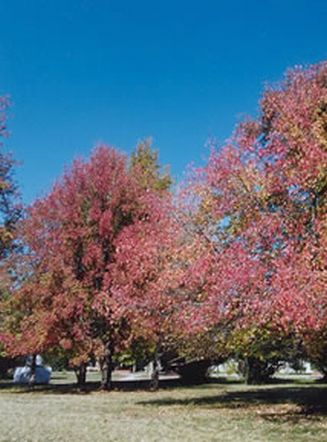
[0,374,326,441]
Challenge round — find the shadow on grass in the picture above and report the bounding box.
[138,384,327,422]
[1,375,325,421]
[0,378,189,395]
[0,375,313,395]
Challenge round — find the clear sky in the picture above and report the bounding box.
[1,0,326,203]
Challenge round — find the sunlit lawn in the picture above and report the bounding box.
[0,372,326,441]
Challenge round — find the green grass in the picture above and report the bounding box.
[0,373,327,441]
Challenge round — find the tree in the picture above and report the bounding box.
[0,96,23,378]
[181,61,327,383]
[0,97,22,376]
[2,145,176,389]
[130,138,172,192]
[245,62,327,374]
[110,203,186,389]
[0,97,22,260]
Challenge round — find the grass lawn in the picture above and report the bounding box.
[0,373,326,441]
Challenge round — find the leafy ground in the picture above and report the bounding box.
[0,373,327,441]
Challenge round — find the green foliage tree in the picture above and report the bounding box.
[130,138,172,192]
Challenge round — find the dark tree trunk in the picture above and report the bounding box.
[75,363,87,390]
[0,357,16,379]
[244,357,273,385]
[149,349,160,391]
[100,344,114,390]
[29,354,37,387]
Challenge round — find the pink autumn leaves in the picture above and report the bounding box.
[186,62,327,347]
[2,61,327,376]
[3,146,184,367]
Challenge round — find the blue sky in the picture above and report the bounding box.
[1,0,326,203]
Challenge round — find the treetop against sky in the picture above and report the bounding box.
[0,0,326,203]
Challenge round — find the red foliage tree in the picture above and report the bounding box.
[182,62,327,382]
[2,145,176,388]
[0,97,23,377]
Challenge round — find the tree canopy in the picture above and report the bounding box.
[1,61,326,386]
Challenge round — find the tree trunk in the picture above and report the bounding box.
[0,357,16,379]
[244,357,272,385]
[75,363,87,390]
[29,354,37,387]
[100,344,114,390]
[149,349,160,391]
